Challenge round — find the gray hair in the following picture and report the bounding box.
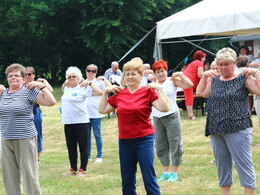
[111,61,119,67]
[65,66,83,80]
[86,64,98,72]
[215,47,237,64]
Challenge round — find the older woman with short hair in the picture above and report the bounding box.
[62,66,102,176]
[99,59,169,195]
[197,47,260,195]
[151,60,193,182]
[0,63,56,195]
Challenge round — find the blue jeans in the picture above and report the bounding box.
[34,107,42,153]
[119,134,160,195]
[88,118,102,159]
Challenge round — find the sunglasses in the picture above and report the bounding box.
[68,75,78,79]
[26,73,33,76]
[86,70,97,73]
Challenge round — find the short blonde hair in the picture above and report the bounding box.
[65,66,83,80]
[123,60,144,76]
[215,47,237,64]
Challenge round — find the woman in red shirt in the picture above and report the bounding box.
[184,50,206,119]
[99,59,169,195]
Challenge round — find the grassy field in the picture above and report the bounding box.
[0,87,260,195]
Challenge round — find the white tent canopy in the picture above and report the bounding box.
[156,0,260,41]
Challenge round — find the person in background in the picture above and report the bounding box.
[61,66,102,176]
[204,60,210,71]
[85,64,111,163]
[183,50,206,119]
[0,63,56,195]
[251,50,260,126]
[151,60,193,182]
[236,56,249,73]
[103,61,123,80]
[197,47,260,195]
[99,59,169,195]
[24,67,53,162]
[238,45,254,62]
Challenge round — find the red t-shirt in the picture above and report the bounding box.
[108,86,158,139]
[184,60,204,87]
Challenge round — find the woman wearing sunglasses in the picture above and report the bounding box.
[25,67,53,163]
[85,64,111,163]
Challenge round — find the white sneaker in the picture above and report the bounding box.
[95,158,102,163]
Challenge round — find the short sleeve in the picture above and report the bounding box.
[28,88,40,103]
[148,88,159,104]
[107,94,117,108]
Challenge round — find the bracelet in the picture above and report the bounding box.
[40,86,46,90]
[156,87,163,92]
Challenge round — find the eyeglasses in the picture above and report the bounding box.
[26,73,33,76]
[7,74,22,78]
[86,70,97,73]
[68,75,78,79]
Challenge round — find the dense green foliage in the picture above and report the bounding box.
[0,0,215,84]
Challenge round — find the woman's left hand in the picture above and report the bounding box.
[27,81,45,90]
[242,68,259,77]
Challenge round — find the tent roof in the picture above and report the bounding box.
[156,0,260,41]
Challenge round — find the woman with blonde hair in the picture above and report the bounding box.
[99,59,169,194]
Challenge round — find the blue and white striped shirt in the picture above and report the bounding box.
[0,85,40,139]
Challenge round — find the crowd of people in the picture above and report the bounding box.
[0,45,260,194]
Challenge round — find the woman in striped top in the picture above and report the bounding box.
[0,63,56,195]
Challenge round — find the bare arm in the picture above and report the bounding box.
[197,67,204,78]
[37,78,53,92]
[147,82,170,112]
[243,68,260,96]
[0,84,6,95]
[97,76,112,86]
[171,72,194,89]
[196,70,218,98]
[27,81,56,106]
[80,80,102,96]
[99,85,121,114]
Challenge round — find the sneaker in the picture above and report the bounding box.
[157,172,171,182]
[64,168,77,176]
[95,158,102,163]
[77,169,87,177]
[168,172,178,182]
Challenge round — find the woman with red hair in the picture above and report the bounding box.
[183,50,206,119]
[151,60,193,182]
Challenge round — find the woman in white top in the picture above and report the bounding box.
[151,60,193,182]
[61,66,102,176]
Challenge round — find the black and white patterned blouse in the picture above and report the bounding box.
[205,74,252,136]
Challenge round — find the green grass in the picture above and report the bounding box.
[0,86,260,194]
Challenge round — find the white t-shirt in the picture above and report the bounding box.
[152,77,179,118]
[61,86,92,124]
[87,78,105,118]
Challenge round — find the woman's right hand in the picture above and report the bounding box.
[203,70,219,78]
[104,85,122,95]
[0,84,6,95]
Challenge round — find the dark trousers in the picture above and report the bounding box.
[64,123,90,171]
[119,134,160,195]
